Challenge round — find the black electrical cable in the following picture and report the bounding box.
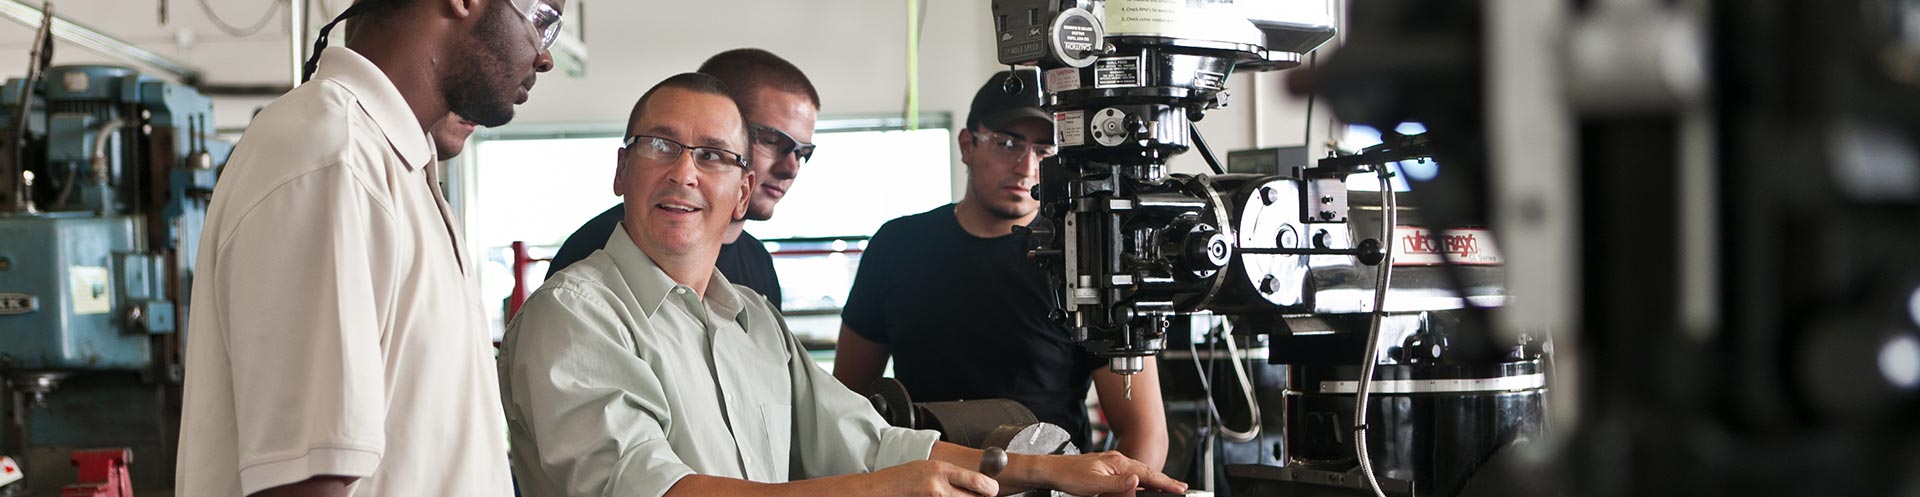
[1303,51,1317,149]
[196,0,282,37]
[53,163,76,209]
[1192,126,1227,175]
[10,5,51,213]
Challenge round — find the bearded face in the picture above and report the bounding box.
[442,0,548,127]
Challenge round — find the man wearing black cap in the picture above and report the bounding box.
[833,70,1169,469]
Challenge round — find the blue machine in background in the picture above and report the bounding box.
[0,64,227,495]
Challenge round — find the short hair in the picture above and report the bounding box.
[697,49,821,112]
[626,73,753,150]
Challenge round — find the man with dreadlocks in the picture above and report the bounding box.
[175,0,565,496]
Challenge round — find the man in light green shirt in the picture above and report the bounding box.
[500,74,1190,497]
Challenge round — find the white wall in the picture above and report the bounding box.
[0,0,1346,200]
[514,0,1005,200]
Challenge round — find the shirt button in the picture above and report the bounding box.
[674,287,687,295]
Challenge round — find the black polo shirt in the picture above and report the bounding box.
[841,204,1101,450]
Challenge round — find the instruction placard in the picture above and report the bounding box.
[1106,0,1185,36]
[1055,110,1086,147]
[1095,57,1142,88]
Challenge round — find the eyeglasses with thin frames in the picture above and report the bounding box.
[749,123,817,163]
[623,134,751,175]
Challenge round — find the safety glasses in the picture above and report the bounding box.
[750,123,817,163]
[518,0,564,50]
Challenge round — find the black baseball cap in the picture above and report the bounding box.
[966,69,1050,133]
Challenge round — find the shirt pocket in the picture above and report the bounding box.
[761,403,793,479]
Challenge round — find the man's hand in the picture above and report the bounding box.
[1028,451,1187,497]
[863,459,1001,497]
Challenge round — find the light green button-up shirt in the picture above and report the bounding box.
[500,224,939,497]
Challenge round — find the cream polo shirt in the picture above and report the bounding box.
[176,47,510,497]
[499,224,939,497]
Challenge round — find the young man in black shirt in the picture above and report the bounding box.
[546,49,818,309]
[834,70,1169,468]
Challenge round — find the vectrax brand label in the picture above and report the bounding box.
[1392,227,1503,266]
[1407,231,1481,256]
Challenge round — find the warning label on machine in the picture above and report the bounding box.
[1046,67,1082,92]
[1055,110,1086,147]
[1096,57,1142,88]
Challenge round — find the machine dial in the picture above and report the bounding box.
[1091,108,1129,146]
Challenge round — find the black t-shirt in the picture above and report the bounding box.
[842,204,1101,450]
[546,204,783,309]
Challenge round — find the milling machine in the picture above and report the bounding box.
[987,1,1546,495]
[0,40,227,497]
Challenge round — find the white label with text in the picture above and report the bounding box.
[69,266,112,315]
[1055,110,1086,147]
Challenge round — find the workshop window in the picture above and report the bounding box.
[459,116,955,347]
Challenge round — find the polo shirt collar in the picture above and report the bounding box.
[309,47,435,170]
[605,222,750,328]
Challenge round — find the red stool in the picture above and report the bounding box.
[60,449,132,497]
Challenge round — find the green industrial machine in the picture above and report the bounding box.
[0,62,227,495]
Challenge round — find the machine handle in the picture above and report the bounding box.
[1238,238,1385,266]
